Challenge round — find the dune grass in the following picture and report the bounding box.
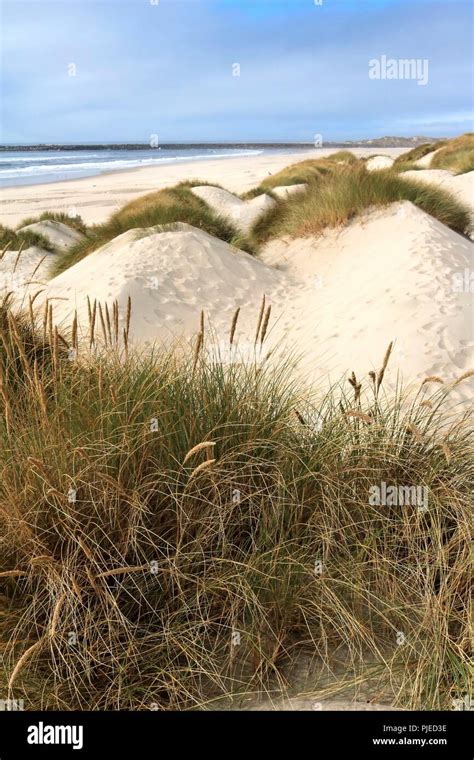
[250,165,471,245]
[431,133,474,175]
[392,142,448,173]
[0,299,472,710]
[258,157,338,190]
[17,211,87,235]
[239,186,280,201]
[393,142,445,168]
[52,182,251,276]
[239,157,341,201]
[325,150,358,164]
[0,224,54,253]
[242,153,357,200]
[393,135,474,174]
[43,148,472,278]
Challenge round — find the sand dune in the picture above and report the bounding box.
[402,169,474,210]
[401,169,474,238]
[191,185,276,233]
[413,148,441,168]
[366,155,395,171]
[272,183,308,199]
[261,201,473,399]
[33,202,473,403]
[1,245,55,297]
[33,223,286,349]
[17,220,85,252]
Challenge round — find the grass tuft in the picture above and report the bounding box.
[393,142,446,169]
[0,224,54,253]
[257,158,338,191]
[16,211,88,235]
[0,301,472,710]
[431,133,474,175]
[52,182,254,276]
[325,150,358,164]
[250,165,471,244]
[393,134,474,175]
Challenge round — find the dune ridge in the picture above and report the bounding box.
[26,200,473,404]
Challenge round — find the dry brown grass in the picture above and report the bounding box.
[250,164,471,244]
[393,134,474,175]
[431,133,474,174]
[0,297,472,710]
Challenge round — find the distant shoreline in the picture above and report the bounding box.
[0,143,313,152]
[0,137,444,152]
[0,146,295,189]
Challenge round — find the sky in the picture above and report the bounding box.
[1,0,473,143]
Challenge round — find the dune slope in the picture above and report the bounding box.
[261,201,473,397]
[191,185,276,233]
[35,222,286,348]
[17,219,85,252]
[34,203,473,403]
[1,246,55,296]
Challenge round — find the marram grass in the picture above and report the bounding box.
[15,152,472,278]
[431,133,474,175]
[15,211,87,235]
[393,133,474,175]
[51,182,252,276]
[250,164,471,244]
[0,297,472,711]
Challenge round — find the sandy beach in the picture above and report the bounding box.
[3,145,472,404]
[0,147,407,227]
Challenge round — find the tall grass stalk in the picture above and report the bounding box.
[0,298,472,710]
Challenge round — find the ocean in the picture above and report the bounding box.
[0,145,309,188]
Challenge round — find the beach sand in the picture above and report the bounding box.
[27,202,473,405]
[0,148,407,227]
[3,146,472,405]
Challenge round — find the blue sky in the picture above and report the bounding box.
[1,0,473,143]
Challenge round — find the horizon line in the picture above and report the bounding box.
[0,135,447,148]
